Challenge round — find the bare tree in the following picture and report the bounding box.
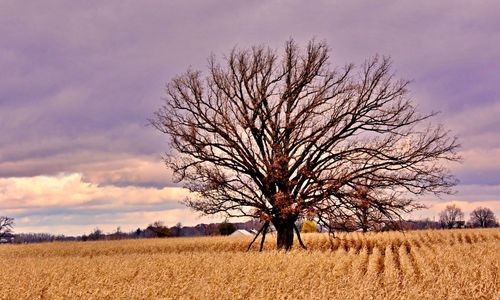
[151,39,459,250]
[439,204,464,229]
[0,216,14,238]
[469,207,497,228]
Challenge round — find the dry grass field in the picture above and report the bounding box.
[1,229,499,299]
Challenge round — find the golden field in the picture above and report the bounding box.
[1,229,499,300]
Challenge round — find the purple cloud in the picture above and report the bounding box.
[0,1,499,234]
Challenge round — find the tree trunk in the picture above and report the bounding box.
[274,219,295,251]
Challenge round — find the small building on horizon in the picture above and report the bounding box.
[229,229,254,237]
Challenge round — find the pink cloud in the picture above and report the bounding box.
[0,173,186,210]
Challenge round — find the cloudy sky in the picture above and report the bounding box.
[1,1,499,235]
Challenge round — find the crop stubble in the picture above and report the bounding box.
[0,229,498,299]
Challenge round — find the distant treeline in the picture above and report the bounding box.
[6,218,497,244]
[8,220,260,244]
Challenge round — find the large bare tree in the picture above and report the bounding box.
[152,40,459,250]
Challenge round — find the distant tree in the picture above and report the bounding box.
[301,220,317,233]
[173,222,182,237]
[14,232,56,243]
[218,221,237,235]
[152,220,164,228]
[205,223,219,236]
[407,218,440,230]
[439,204,464,229]
[151,39,460,250]
[469,207,497,228]
[146,221,172,238]
[135,228,142,237]
[0,216,14,238]
[108,226,128,240]
[88,227,104,241]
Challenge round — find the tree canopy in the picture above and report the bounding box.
[469,207,497,228]
[439,204,464,229]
